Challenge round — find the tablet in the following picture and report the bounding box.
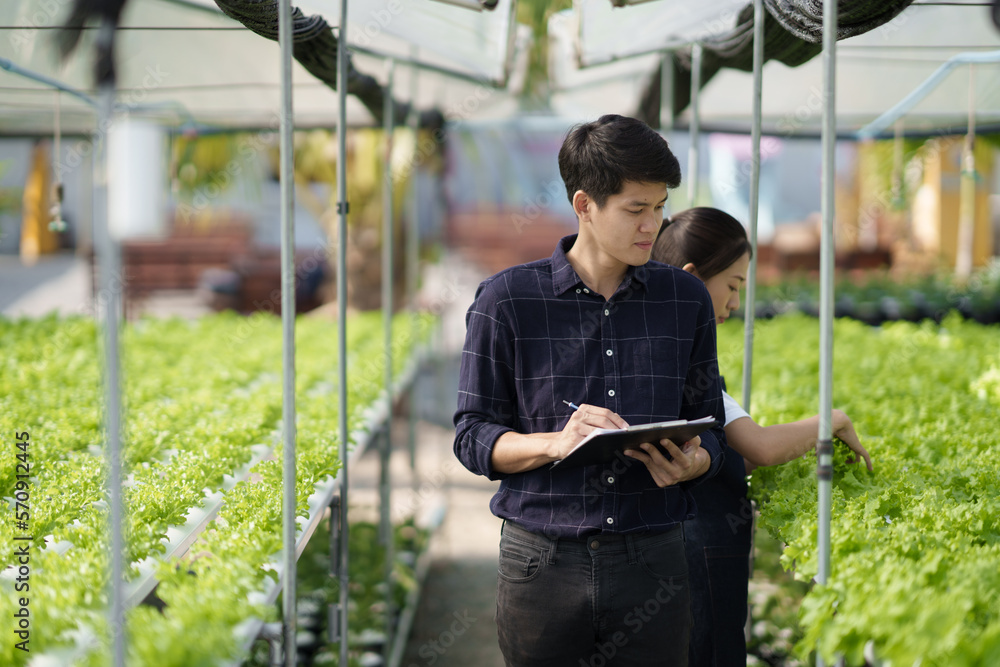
[550,416,719,469]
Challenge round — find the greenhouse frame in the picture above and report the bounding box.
[1,0,999,665]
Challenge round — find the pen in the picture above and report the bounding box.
[562,400,580,411]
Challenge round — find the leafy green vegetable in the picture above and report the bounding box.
[0,310,434,666]
[718,312,1000,666]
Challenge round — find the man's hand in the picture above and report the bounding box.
[547,403,629,460]
[623,435,709,487]
[492,403,629,474]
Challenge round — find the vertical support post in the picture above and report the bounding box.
[51,91,65,234]
[891,120,904,208]
[659,51,674,134]
[278,0,297,663]
[956,64,976,280]
[817,0,837,665]
[327,496,341,643]
[406,50,420,479]
[95,27,125,663]
[660,51,675,218]
[336,1,351,665]
[742,0,764,411]
[687,42,703,206]
[380,56,397,662]
[54,91,61,162]
[89,149,97,294]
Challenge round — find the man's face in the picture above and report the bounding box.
[577,181,668,267]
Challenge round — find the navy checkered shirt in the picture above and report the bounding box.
[454,234,727,539]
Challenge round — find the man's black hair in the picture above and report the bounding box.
[557,114,682,209]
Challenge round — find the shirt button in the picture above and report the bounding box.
[606,349,613,356]
[604,309,610,316]
[576,288,581,293]
[608,389,615,397]
[606,517,614,525]
[606,476,615,484]
[590,540,600,550]
[583,288,590,293]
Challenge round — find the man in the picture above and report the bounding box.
[454,114,727,667]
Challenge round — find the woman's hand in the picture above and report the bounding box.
[832,409,873,471]
[623,435,709,487]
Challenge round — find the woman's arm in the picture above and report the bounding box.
[725,409,873,471]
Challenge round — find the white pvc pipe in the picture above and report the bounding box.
[742,0,764,413]
[381,56,396,662]
[687,43,702,205]
[955,65,976,279]
[337,1,351,664]
[817,0,837,664]
[406,51,420,478]
[660,51,674,135]
[278,0,297,663]
[88,19,127,667]
[96,66,125,667]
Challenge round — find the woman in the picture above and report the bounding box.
[651,207,872,667]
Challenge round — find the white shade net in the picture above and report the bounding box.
[0,0,527,135]
[552,0,1000,136]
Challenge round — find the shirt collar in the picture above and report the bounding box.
[550,234,650,297]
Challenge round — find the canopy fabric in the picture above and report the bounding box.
[552,1,1000,136]
[573,0,748,67]
[0,0,526,136]
[646,0,916,121]
[1,0,362,134]
[225,0,523,84]
[2,0,998,137]
[547,9,661,121]
[332,0,521,86]
[690,3,1000,137]
[213,0,444,129]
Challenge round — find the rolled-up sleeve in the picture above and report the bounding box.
[453,280,516,481]
[679,289,727,489]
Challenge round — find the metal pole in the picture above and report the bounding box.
[380,56,396,662]
[278,0,297,663]
[956,65,976,279]
[660,50,675,218]
[742,0,764,412]
[406,50,420,478]
[687,42,702,206]
[660,51,674,135]
[817,0,837,665]
[336,1,351,664]
[52,91,64,235]
[891,120,904,209]
[95,27,125,662]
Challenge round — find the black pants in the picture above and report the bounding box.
[684,451,752,667]
[496,520,691,667]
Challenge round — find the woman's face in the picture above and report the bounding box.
[693,252,750,325]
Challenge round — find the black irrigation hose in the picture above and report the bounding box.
[214,0,444,132]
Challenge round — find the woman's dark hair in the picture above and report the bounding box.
[558,114,681,209]
[652,207,753,280]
